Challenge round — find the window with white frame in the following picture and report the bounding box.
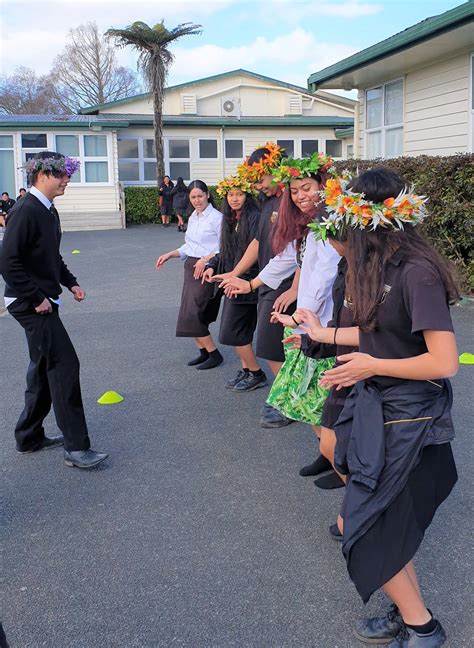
[53,133,110,183]
[224,139,243,159]
[301,140,319,157]
[277,139,294,157]
[365,79,403,158]
[325,140,342,158]
[0,135,15,198]
[199,139,218,159]
[167,138,190,181]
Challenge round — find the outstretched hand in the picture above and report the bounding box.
[155,253,170,269]
[270,311,296,327]
[272,287,297,314]
[202,268,215,284]
[295,308,324,341]
[219,276,251,297]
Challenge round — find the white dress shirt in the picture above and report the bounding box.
[177,203,222,260]
[4,186,62,308]
[257,233,340,332]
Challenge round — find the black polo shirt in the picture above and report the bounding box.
[359,249,454,361]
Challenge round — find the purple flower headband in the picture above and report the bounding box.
[22,156,81,177]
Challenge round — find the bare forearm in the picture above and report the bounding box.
[232,239,259,275]
[373,353,458,381]
[290,268,300,291]
[314,326,360,347]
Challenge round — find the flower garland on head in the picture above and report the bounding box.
[309,172,429,241]
[237,141,284,182]
[22,156,81,178]
[216,175,258,198]
[271,151,335,186]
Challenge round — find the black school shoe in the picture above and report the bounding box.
[329,523,343,542]
[17,435,64,454]
[233,371,267,392]
[260,404,293,428]
[225,369,249,389]
[386,622,446,647]
[354,604,403,644]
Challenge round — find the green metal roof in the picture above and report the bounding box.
[308,1,474,90]
[0,114,129,129]
[335,127,354,139]
[79,68,355,115]
[0,113,353,130]
[119,115,355,128]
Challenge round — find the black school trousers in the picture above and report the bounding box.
[8,299,91,452]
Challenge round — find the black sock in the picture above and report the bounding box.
[209,349,222,359]
[406,616,436,635]
[187,348,209,366]
[250,369,264,377]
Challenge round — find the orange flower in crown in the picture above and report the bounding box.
[308,171,429,241]
[237,141,284,182]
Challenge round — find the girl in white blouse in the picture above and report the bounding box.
[156,180,224,370]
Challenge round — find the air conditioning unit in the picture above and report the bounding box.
[221,97,240,117]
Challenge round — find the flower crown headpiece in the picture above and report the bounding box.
[22,156,81,177]
[237,141,283,182]
[309,172,429,241]
[271,152,335,185]
[216,175,258,198]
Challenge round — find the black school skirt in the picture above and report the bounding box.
[218,297,258,347]
[176,257,221,338]
[342,442,457,603]
[256,296,296,363]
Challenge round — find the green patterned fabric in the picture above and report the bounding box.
[267,327,335,425]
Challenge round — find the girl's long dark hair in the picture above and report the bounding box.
[220,193,258,264]
[272,172,328,255]
[188,179,214,206]
[343,168,459,330]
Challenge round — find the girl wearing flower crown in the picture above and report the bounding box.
[221,153,342,487]
[299,167,458,647]
[201,177,267,391]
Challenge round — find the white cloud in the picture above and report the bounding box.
[168,29,358,87]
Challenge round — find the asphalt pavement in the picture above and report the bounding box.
[1,225,473,648]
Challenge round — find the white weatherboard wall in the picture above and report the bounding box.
[356,50,471,157]
[404,52,470,155]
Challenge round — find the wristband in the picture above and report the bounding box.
[291,314,300,327]
[333,327,339,345]
[249,280,256,293]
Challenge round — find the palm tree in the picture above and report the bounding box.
[107,21,202,185]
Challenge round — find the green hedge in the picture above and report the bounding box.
[334,155,473,291]
[124,154,473,289]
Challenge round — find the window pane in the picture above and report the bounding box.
[169,162,190,181]
[85,161,108,182]
[225,140,243,159]
[84,135,107,157]
[384,80,403,126]
[366,87,382,129]
[385,128,403,158]
[0,135,13,148]
[169,139,189,158]
[144,161,157,181]
[366,131,382,158]
[21,133,47,148]
[199,139,218,158]
[118,139,139,158]
[0,150,15,198]
[277,140,294,157]
[119,161,140,182]
[325,140,342,157]
[144,139,155,158]
[56,135,79,157]
[347,144,354,159]
[301,140,318,157]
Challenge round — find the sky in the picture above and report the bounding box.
[0,0,466,96]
